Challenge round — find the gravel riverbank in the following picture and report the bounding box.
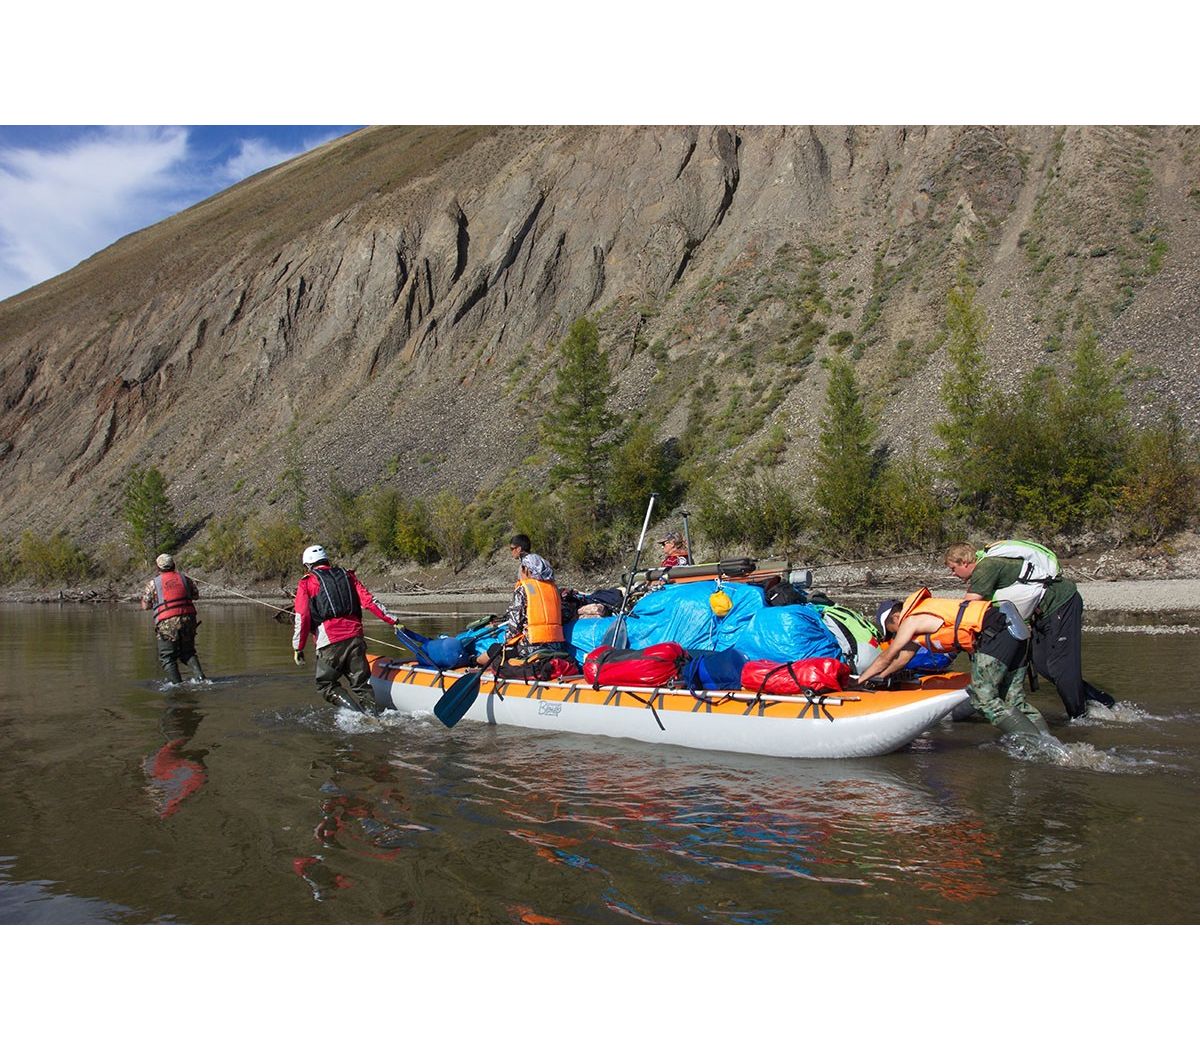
[371,578,1200,614]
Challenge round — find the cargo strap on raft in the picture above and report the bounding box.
[623,689,667,732]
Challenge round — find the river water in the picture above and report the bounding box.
[1,600,1197,925]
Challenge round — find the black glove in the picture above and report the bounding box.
[293,650,305,666]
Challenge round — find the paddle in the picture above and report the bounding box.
[602,491,657,649]
[680,508,693,564]
[433,634,521,728]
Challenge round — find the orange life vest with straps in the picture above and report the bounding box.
[897,587,989,654]
[518,578,564,645]
[153,571,196,623]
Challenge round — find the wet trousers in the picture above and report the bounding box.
[315,636,379,713]
[1031,592,1112,717]
[968,650,1042,724]
[156,617,205,683]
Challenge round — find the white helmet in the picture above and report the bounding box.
[302,544,328,567]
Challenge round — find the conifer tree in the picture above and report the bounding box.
[812,355,878,552]
[122,466,179,557]
[934,269,990,511]
[541,317,618,520]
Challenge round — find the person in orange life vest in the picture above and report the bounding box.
[857,589,1053,740]
[476,552,567,666]
[292,544,398,716]
[658,530,691,569]
[140,553,206,684]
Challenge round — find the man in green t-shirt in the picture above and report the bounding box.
[944,542,1115,719]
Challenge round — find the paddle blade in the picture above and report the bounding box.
[600,619,628,650]
[433,670,484,727]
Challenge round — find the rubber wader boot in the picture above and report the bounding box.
[185,656,207,682]
[332,689,375,716]
[995,709,1045,739]
[950,698,980,722]
[1084,681,1116,709]
[1026,708,1051,735]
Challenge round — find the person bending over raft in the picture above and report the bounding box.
[858,589,1054,741]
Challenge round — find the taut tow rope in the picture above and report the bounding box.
[184,574,418,656]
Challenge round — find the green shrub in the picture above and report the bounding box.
[0,534,16,586]
[872,453,947,552]
[19,530,94,585]
[692,480,743,555]
[607,423,681,526]
[429,492,479,574]
[690,473,808,558]
[394,499,438,565]
[249,517,306,582]
[316,478,368,557]
[192,513,254,573]
[361,487,404,559]
[1118,411,1200,542]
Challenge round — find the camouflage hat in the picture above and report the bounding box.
[520,553,555,581]
[156,553,175,570]
[659,531,683,545]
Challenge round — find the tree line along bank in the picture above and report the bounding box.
[2,272,1197,589]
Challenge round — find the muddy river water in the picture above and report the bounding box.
[1,601,1197,924]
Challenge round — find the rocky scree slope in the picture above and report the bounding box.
[1,125,1197,547]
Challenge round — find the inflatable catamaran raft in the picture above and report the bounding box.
[367,655,969,760]
[367,558,970,759]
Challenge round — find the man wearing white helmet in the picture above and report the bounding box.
[140,553,207,684]
[292,544,398,715]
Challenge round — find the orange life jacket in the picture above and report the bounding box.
[154,571,196,623]
[896,587,989,653]
[518,578,564,645]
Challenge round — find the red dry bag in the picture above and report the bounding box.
[740,657,851,697]
[583,643,687,688]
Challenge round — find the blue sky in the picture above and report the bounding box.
[0,126,359,302]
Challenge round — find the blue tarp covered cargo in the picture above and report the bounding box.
[564,581,842,666]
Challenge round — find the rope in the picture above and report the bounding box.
[185,574,419,656]
[186,574,293,615]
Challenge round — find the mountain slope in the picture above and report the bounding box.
[1,125,1197,546]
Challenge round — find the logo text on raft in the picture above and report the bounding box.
[538,702,563,717]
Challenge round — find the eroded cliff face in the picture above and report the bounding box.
[1,125,1198,543]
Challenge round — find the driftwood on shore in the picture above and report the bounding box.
[35,589,134,604]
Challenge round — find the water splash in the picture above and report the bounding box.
[333,707,389,734]
[1076,701,1149,725]
[999,733,1159,773]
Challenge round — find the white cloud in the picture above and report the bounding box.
[219,138,304,183]
[0,127,350,302]
[0,126,191,302]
